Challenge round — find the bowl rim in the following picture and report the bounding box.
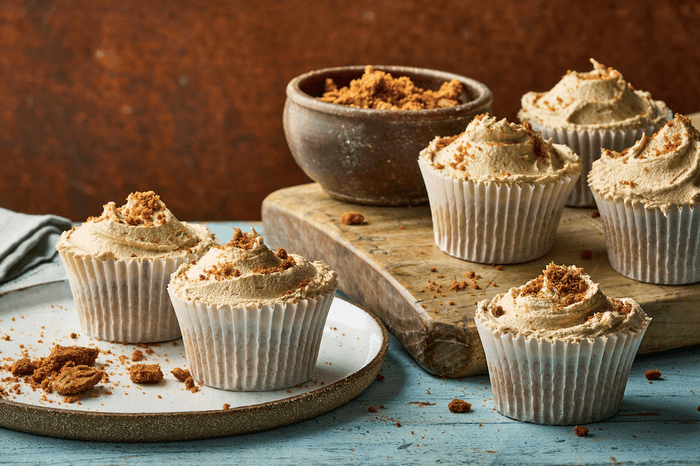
[285,65,493,121]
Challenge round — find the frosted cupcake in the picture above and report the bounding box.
[589,114,700,284]
[475,263,650,425]
[519,59,671,206]
[56,191,216,343]
[418,114,580,264]
[167,228,338,391]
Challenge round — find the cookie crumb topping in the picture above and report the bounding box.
[518,263,589,307]
[119,191,165,226]
[225,228,257,250]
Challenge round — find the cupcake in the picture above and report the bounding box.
[475,263,651,425]
[518,59,671,207]
[167,228,338,391]
[589,114,700,284]
[56,191,216,343]
[418,114,580,264]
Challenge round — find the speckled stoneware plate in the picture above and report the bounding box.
[0,281,388,442]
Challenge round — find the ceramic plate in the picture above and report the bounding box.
[0,281,388,442]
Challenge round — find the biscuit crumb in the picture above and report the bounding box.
[574,426,589,437]
[368,406,377,413]
[223,403,231,410]
[448,398,471,413]
[492,306,505,318]
[31,345,100,384]
[10,358,36,377]
[171,367,192,382]
[645,369,662,380]
[53,363,103,395]
[129,364,164,383]
[340,212,365,225]
[581,250,592,260]
[184,376,198,393]
[131,350,144,362]
[376,374,385,381]
[48,345,100,367]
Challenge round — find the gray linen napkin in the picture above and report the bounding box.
[0,207,73,286]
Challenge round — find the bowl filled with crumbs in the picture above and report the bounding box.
[284,65,492,205]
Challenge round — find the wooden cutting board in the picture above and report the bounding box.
[262,183,700,378]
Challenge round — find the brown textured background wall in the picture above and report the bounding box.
[2,0,699,221]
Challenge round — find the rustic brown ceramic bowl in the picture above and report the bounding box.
[284,65,493,205]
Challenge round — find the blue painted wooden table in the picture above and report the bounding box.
[1,222,699,465]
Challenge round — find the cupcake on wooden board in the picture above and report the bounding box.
[519,59,671,207]
[167,228,338,392]
[588,114,700,284]
[475,263,650,425]
[418,114,580,264]
[56,191,216,343]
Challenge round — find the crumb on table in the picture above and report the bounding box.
[645,369,662,380]
[448,398,471,413]
[340,212,364,225]
[574,426,589,437]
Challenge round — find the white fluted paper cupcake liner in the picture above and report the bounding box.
[475,316,647,425]
[419,158,578,264]
[58,250,192,343]
[593,196,700,284]
[168,289,336,392]
[530,121,665,207]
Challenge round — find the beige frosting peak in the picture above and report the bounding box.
[168,228,338,308]
[419,114,581,183]
[518,59,670,129]
[588,114,700,214]
[56,191,216,260]
[475,263,650,343]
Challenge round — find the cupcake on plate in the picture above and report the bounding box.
[418,114,581,264]
[475,263,650,425]
[589,114,700,284]
[167,228,338,391]
[518,59,671,207]
[56,191,216,343]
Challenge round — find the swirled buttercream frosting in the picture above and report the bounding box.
[419,114,580,183]
[168,228,338,308]
[588,114,700,214]
[518,59,670,130]
[475,263,650,343]
[56,191,216,260]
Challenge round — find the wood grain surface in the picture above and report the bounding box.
[262,183,700,378]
